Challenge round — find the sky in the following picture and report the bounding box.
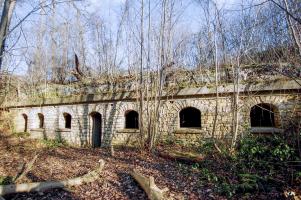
[5,0,252,74]
[87,0,241,10]
[83,0,243,36]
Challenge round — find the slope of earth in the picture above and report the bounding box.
[0,133,205,200]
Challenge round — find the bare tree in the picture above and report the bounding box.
[0,0,16,71]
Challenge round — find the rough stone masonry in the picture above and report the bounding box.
[7,77,301,147]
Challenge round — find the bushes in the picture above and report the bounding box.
[165,135,301,199]
[0,176,13,185]
[0,111,14,133]
[231,134,300,196]
[12,132,30,138]
[194,134,301,198]
[238,134,296,163]
[198,139,215,154]
[41,138,67,148]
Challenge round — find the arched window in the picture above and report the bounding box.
[63,113,72,129]
[38,113,44,128]
[125,110,139,129]
[179,107,201,128]
[250,103,275,127]
[22,114,28,132]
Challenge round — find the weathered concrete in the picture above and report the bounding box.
[8,80,301,147]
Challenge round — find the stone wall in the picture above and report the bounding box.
[9,88,301,147]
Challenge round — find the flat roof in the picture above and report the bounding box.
[4,80,300,108]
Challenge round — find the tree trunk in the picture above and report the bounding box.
[0,0,16,71]
[211,8,219,142]
[231,62,240,150]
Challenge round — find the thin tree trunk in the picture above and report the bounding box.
[211,8,219,141]
[231,62,240,150]
[146,0,152,147]
[139,0,144,148]
[149,0,167,150]
[231,3,244,151]
[283,0,301,57]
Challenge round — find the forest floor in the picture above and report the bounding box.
[0,132,299,200]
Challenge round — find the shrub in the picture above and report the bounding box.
[237,134,296,163]
[198,139,215,154]
[41,138,67,148]
[0,111,14,133]
[12,132,30,138]
[0,176,13,185]
[196,134,300,198]
[295,171,301,184]
[161,136,176,146]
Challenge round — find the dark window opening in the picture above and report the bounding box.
[22,114,28,132]
[250,103,275,127]
[63,113,72,129]
[125,110,139,129]
[38,113,44,128]
[180,107,201,128]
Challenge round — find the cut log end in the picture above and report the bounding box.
[130,169,169,200]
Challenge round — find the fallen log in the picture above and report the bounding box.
[157,151,204,164]
[130,169,169,200]
[0,159,105,196]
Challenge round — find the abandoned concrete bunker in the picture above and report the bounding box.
[6,67,301,147]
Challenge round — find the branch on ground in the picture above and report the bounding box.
[13,154,39,183]
[0,159,105,196]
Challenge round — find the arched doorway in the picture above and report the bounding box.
[90,112,102,147]
[22,114,28,132]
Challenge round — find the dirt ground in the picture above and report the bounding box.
[1,133,299,200]
[0,133,207,200]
